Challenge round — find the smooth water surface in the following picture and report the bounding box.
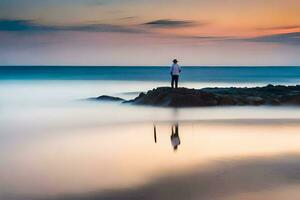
[1,67,300,200]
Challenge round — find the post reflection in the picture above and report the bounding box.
[153,123,181,152]
[154,125,157,143]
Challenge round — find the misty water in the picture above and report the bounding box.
[1,67,300,200]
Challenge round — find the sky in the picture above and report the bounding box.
[0,0,300,66]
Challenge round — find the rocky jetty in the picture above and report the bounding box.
[125,85,300,107]
[92,85,300,107]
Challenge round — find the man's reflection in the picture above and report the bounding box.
[171,123,181,151]
[153,123,181,151]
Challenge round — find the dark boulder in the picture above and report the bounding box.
[124,85,300,107]
[92,95,125,102]
[126,87,220,107]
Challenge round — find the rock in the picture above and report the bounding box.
[217,95,239,105]
[123,85,300,107]
[245,96,265,105]
[281,94,300,105]
[93,95,124,102]
[266,98,281,105]
[125,87,220,107]
[92,85,300,107]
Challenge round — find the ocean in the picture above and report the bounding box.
[1,66,300,200]
[1,66,300,83]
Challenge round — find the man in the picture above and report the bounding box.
[170,59,181,88]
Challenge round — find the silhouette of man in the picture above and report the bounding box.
[171,123,181,151]
[170,59,181,88]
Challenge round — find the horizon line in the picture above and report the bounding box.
[1,65,300,67]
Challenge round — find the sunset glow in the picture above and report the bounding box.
[0,0,300,65]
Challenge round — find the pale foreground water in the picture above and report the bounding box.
[1,79,300,200]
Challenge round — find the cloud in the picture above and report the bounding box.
[0,0,118,7]
[177,35,234,41]
[118,16,138,21]
[256,25,300,31]
[142,19,201,28]
[0,19,146,33]
[63,24,146,33]
[0,19,56,31]
[244,32,300,45]
[82,0,118,6]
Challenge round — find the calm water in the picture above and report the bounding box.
[1,66,300,84]
[1,66,300,200]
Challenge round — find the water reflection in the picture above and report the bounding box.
[171,123,181,151]
[3,120,300,200]
[154,125,157,143]
[154,123,181,151]
[38,154,300,200]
